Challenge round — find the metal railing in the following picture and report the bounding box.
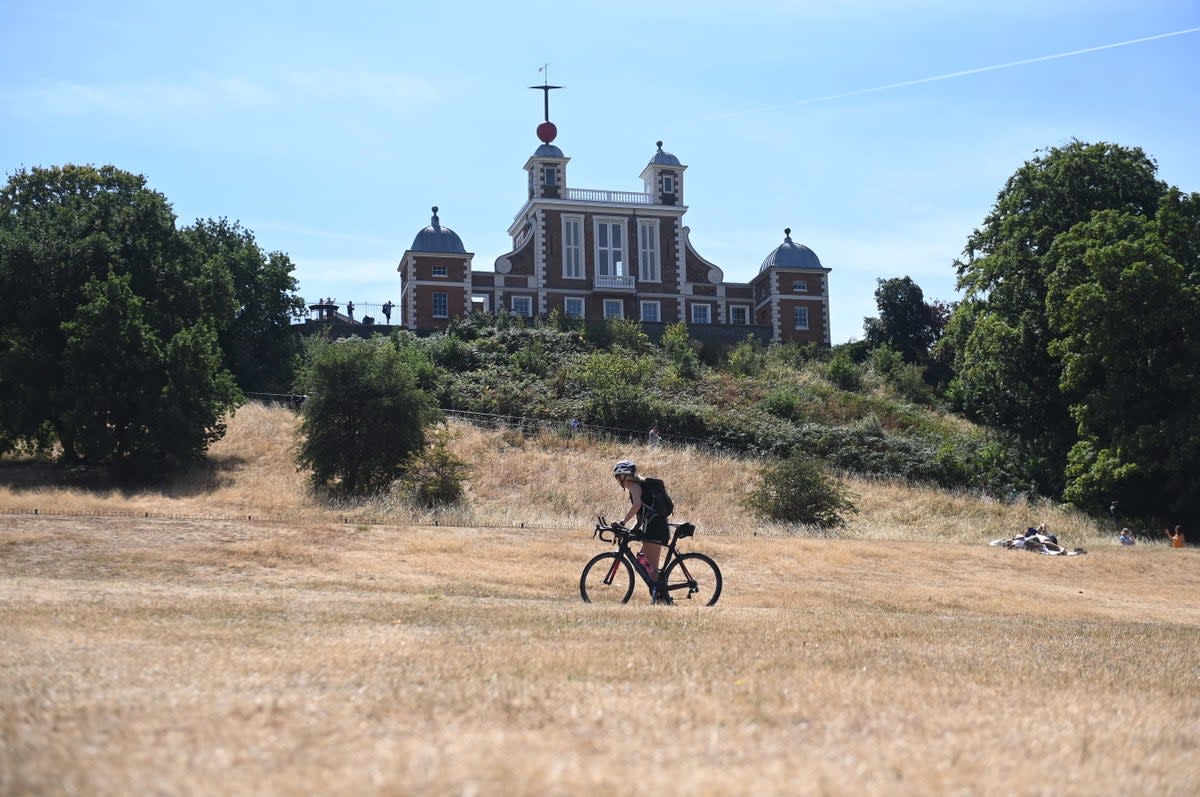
[297,301,398,325]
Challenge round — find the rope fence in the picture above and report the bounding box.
[242,393,750,456]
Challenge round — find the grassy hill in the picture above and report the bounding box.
[2,401,1111,547]
[2,404,1198,795]
[376,316,1035,499]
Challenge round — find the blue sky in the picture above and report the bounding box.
[2,0,1198,344]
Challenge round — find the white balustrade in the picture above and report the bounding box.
[565,188,654,204]
[594,274,636,290]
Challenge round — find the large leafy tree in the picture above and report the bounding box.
[1045,192,1200,520]
[863,276,943,363]
[941,141,1168,494]
[294,336,441,497]
[182,218,306,393]
[0,164,241,478]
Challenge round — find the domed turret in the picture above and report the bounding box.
[532,142,564,159]
[648,140,681,166]
[411,206,466,254]
[640,141,686,205]
[760,228,822,272]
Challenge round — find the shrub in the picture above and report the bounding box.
[889,362,938,405]
[608,318,652,352]
[405,424,470,507]
[823,350,862,391]
[568,351,657,428]
[662,322,702,379]
[743,449,857,528]
[760,387,802,421]
[294,337,440,496]
[868,345,905,380]
[423,332,475,371]
[767,341,828,368]
[727,335,767,376]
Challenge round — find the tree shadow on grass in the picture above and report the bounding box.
[0,455,246,498]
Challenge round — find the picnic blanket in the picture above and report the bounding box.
[989,533,1087,556]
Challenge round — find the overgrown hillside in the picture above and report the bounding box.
[1,402,1118,548]
[359,313,1032,498]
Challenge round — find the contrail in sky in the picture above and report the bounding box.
[716,26,1200,117]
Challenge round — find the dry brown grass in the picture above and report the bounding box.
[2,405,1198,795]
[0,404,1125,548]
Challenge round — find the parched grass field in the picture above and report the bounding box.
[2,405,1198,795]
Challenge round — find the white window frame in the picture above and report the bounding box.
[543,164,557,187]
[594,218,627,276]
[662,174,675,194]
[640,300,660,323]
[511,295,533,318]
[562,214,584,279]
[792,279,808,292]
[729,305,749,325]
[691,303,711,324]
[564,297,585,319]
[432,265,448,278]
[432,291,449,318]
[603,299,624,320]
[793,305,810,330]
[638,219,660,282]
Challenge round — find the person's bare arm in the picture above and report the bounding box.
[622,483,643,526]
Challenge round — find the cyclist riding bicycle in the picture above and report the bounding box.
[612,459,669,586]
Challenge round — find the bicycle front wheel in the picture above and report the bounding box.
[661,552,722,606]
[579,552,635,604]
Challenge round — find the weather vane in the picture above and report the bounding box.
[530,63,562,123]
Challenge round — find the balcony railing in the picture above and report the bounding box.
[565,188,654,204]
[594,274,636,291]
[512,187,658,227]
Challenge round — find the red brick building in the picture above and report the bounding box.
[398,110,832,345]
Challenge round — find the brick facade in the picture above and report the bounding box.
[398,134,832,346]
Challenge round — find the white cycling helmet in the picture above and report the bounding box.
[612,459,637,479]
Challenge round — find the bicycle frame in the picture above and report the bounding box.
[597,519,700,600]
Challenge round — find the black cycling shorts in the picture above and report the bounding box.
[641,515,670,544]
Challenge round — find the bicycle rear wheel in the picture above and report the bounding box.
[579,552,635,604]
[661,552,722,606]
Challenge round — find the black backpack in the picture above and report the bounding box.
[640,477,674,518]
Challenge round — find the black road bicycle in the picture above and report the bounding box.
[579,517,723,606]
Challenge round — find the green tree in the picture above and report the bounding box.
[863,276,943,363]
[1045,198,1200,520]
[743,450,857,528]
[661,321,701,379]
[294,336,440,496]
[405,424,471,507]
[941,140,1168,493]
[182,218,306,393]
[0,164,241,476]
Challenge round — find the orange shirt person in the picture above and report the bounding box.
[1166,525,1186,548]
